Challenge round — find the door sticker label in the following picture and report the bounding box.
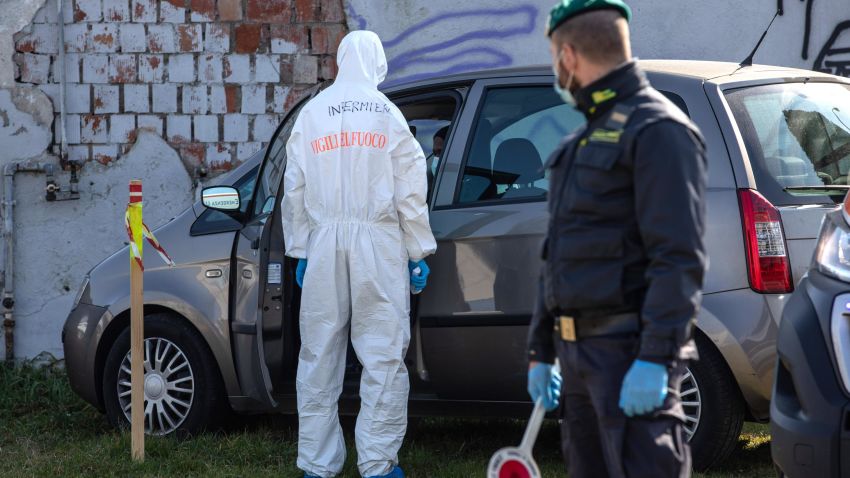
[268,263,282,284]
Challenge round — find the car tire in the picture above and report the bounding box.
[687,333,746,471]
[102,312,227,437]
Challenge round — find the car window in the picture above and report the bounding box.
[190,166,259,236]
[726,82,850,205]
[253,100,309,217]
[457,86,584,204]
[253,82,331,217]
[397,93,461,201]
[410,119,452,176]
[660,90,689,116]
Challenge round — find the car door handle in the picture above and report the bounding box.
[205,269,222,278]
[242,269,253,279]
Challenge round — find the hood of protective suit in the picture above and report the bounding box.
[336,30,388,86]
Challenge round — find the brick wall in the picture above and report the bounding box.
[14,0,347,174]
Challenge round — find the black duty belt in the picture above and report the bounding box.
[558,312,640,342]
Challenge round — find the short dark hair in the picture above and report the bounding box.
[434,125,449,141]
[551,9,629,66]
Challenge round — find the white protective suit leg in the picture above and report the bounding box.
[296,226,351,478]
[350,224,411,477]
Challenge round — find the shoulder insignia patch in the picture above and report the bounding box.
[588,129,622,143]
[592,88,617,104]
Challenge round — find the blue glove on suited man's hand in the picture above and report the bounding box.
[527,362,562,411]
[295,259,307,288]
[408,260,430,292]
[619,359,669,417]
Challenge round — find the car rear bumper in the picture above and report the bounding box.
[62,302,110,410]
[700,288,782,420]
[771,270,850,477]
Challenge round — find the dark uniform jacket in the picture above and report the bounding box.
[527,61,708,366]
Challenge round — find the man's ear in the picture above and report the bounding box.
[561,43,578,72]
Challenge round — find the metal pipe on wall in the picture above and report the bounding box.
[1,0,80,362]
[57,0,67,160]
[3,162,51,362]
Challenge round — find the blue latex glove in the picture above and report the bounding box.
[408,260,430,292]
[619,359,669,417]
[296,259,307,288]
[527,362,562,411]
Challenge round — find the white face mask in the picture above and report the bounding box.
[553,50,576,107]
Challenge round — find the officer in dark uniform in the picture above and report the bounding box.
[526,1,707,477]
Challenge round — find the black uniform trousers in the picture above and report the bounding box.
[556,333,691,478]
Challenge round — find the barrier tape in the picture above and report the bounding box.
[125,203,175,270]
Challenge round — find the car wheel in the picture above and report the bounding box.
[102,313,226,437]
[685,334,746,471]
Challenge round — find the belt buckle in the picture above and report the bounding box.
[560,316,576,342]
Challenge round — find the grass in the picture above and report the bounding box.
[0,363,774,477]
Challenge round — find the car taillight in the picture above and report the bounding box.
[738,189,793,293]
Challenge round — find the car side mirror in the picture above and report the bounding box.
[202,186,241,212]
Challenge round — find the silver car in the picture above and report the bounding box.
[63,61,850,470]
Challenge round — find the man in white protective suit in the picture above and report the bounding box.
[281,30,437,478]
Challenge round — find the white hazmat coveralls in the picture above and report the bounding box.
[281,31,436,478]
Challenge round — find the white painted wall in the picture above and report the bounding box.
[344,0,850,85]
[0,132,194,360]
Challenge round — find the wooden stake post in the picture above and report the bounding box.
[128,180,144,461]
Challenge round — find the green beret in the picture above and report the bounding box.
[546,0,632,36]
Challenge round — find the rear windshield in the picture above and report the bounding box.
[725,82,850,205]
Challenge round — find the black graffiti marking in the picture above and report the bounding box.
[802,0,815,60]
[783,0,850,78]
[328,100,392,117]
[779,0,816,60]
[813,20,850,77]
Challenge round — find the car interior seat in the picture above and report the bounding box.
[493,138,546,199]
[764,155,823,188]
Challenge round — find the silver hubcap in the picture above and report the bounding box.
[117,337,195,436]
[679,367,702,441]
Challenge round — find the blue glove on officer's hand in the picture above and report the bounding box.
[296,259,307,288]
[619,359,669,417]
[527,362,562,411]
[408,260,430,292]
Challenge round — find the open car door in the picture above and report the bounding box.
[231,83,328,408]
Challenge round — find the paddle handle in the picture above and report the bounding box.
[519,398,546,453]
[519,360,561,453]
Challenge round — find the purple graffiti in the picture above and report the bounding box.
[345,2,368,30]
[346,3,539,86]
[382,47,513,86]
[380,5,538,49]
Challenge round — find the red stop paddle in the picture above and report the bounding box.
[487,361,560,478]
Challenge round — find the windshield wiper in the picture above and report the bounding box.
[784,185,850,192]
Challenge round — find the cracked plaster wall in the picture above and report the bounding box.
[0,0,195,360]
[1,132,193,359]
[0,0,48,87]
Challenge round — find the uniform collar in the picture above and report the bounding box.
[574,60,647,121]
